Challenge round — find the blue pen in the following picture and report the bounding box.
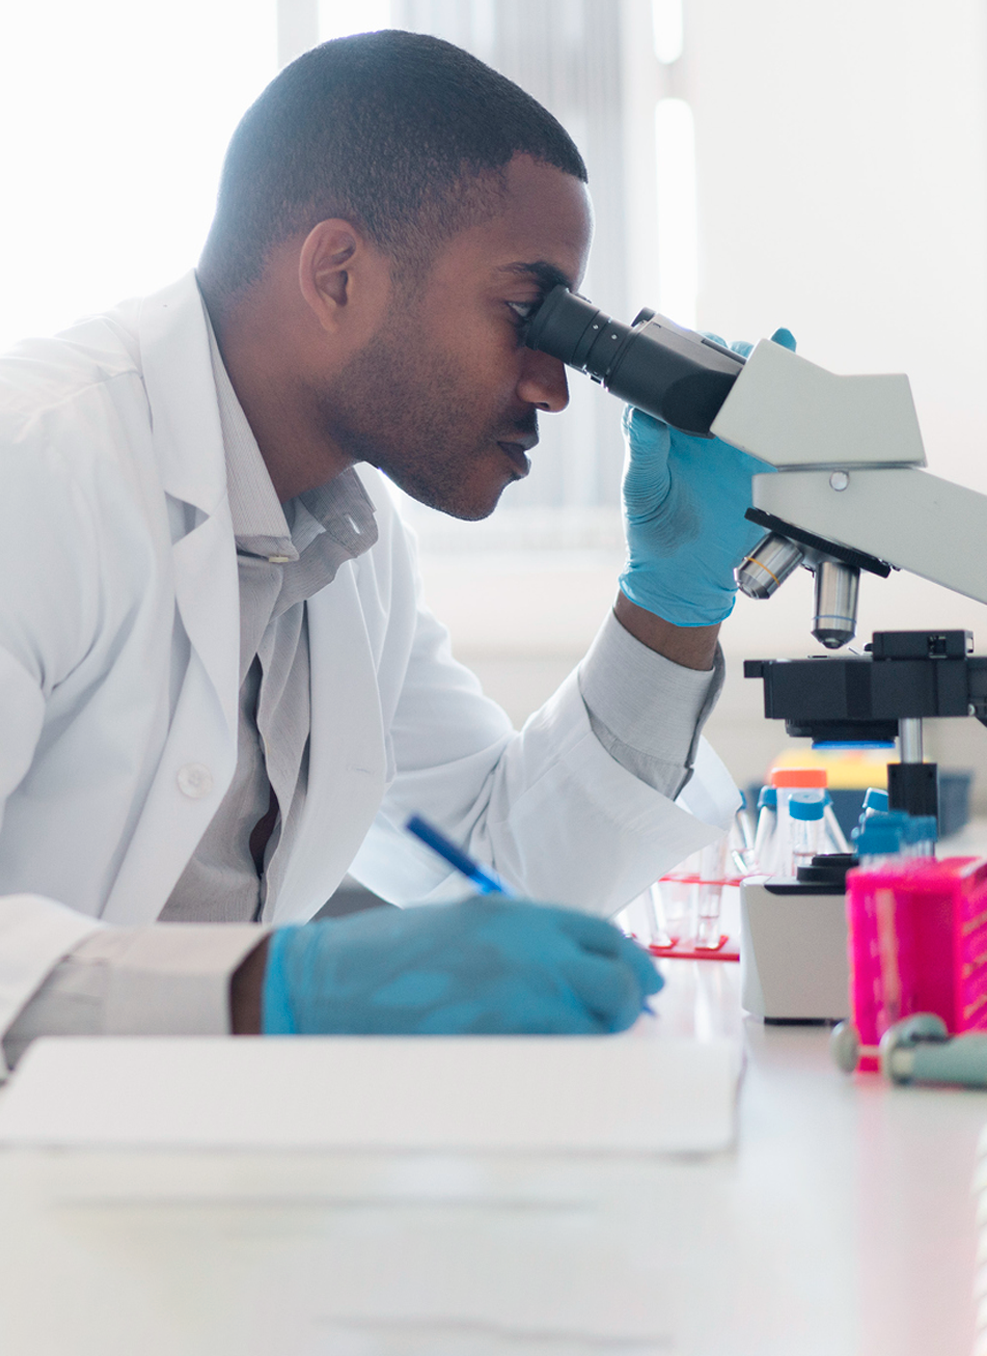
[406,814,516,897]
[407,814,657,1020]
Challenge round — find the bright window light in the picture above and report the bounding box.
[654,97,698,329]
[319,0,391,40]
[0,0,276,351]
[652,0,684,65]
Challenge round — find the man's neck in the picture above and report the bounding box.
[199,282,354,504]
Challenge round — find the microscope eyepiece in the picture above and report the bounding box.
[524,285,745,439]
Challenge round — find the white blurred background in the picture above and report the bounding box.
[3,0,987,804]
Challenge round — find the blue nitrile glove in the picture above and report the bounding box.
[261,897,662,1036]
[619,327,797,626]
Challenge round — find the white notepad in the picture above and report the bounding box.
[0,1031,740,1154]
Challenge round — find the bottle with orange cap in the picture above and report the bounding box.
[771,768,829,879]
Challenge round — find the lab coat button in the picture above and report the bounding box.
[177,763,213,798]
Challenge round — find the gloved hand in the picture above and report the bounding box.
[619,327,797,627]
[261,897,662,1036]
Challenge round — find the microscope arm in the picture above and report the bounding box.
[751,467,987,608]
[706,335,987,617]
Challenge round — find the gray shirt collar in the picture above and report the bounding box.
[201,291,378,569]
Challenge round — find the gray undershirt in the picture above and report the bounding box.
[161,301,721,929]
[159,317,378,924]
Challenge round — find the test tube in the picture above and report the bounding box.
[644,881,674,948]
[695,837,727,949]
[658,848,702,944]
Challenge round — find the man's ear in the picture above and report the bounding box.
[297,219,389,336]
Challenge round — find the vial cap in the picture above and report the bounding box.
[854,823,903,855]
[771,768,828,788]
[862,788,889,812]
[904,815,938,844]
[853,811,909,838]
[789,794,825,821]
[757,785,778,810]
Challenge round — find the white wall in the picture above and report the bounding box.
[427,1,987,801]
[4,2,987,798]
[0,0,276,351]
[687,0,987,660]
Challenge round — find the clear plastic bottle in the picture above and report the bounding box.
[771,768,828,878]
[822,791,851,854]
[731,792,758,875]
[752,785,778,875]
[789,793,826,874]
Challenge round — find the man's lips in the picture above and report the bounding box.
[497,440,534,478]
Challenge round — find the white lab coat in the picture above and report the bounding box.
[0,272,737,1033]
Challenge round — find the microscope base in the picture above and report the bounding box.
[740,880,849,1022]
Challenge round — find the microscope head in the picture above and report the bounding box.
[524,287,927,651]
[712,338,923,650]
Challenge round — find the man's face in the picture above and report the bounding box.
[321,156,593,519]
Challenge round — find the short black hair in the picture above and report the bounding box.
[198,29,587,303]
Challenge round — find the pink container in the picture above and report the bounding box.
[846,857,987,1070]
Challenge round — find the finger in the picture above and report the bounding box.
[621,407,672,517]
[621,403,665,439]
[419,986,606,1035]
[548,909,663,996]
[556,950,648,1031]
[546,906,628,955]
[770,327,796,351]
[609,935,662,996]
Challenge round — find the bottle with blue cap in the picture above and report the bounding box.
[770,769,829,879]
[902,814,937,859]
[860,787,890,821]
[855,786,890,844]
[789,792,826,874]
[753,785,778,874]
[851,814,907,867]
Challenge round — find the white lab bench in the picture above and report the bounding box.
[0,959,983,1356]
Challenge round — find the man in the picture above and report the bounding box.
[0,31,761,1065]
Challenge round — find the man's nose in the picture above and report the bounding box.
[516,349,569,413]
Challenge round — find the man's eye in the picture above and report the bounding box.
[507,300,537,325]
[506,301,541,343]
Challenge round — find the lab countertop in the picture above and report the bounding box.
[0,961,983,1356]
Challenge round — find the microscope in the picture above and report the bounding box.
[526,289,987,1020]
[525,287,987,827]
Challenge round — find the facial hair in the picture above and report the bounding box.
[316,321,537,521]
